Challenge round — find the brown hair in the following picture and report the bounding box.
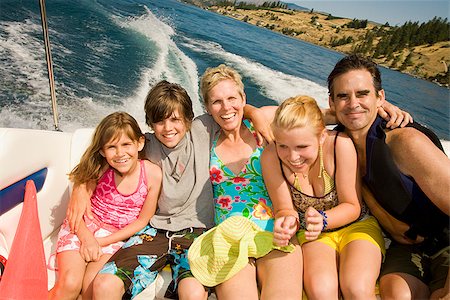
[69,112,143,185]
[328,54,382,100]
[145,80,194,130]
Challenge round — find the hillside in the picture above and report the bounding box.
[182,1,449,86]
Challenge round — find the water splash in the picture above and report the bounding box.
[180,37,329,108]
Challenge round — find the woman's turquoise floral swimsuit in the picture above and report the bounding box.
[209,119,274,232]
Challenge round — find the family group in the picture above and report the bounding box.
[49,55,450,300]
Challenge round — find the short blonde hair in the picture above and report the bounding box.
[272,95,325,136]
[200,64,245,105]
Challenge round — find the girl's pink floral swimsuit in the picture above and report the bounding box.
[55,160,148,255]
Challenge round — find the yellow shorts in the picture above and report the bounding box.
[297,216,385,256]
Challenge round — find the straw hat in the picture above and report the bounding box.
[188,215,294,287]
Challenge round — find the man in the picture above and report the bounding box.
[328,54,450,299]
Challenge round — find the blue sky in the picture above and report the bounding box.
[291,1,449,26]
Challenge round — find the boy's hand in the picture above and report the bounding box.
[79,233,101,262]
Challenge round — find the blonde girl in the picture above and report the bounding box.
[261,96,385,300]
[49,112,162,300]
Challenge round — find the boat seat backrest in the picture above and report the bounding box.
[0,127,96,289]
[0,128,72,262]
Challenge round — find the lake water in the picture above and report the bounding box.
[1,0,448,139]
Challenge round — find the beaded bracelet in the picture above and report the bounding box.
[317,210,328,230]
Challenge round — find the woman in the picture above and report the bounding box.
[261,95,385,300]
[188,65,303,300]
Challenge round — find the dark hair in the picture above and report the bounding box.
[328,55,382,99]
[144,80,194,129]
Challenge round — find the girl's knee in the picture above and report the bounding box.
[57,272,83,295]
[340,274,377,299]
[304,276,338,299]
[341,282,376,300]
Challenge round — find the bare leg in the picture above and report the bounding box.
[380,273,429,300]
[178,277,208,300]
[339,240,382,300]
[430,266,450,300]
[257,241,302,300]
[49,251,86,300]
[214,260,258,300]
[302,241,339,300]
[80,254,112,299]
[92,273,126,300]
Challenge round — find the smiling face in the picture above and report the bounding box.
[100,131,144,176]
[329,69,384,134]
[206,79,246,133]
[151,109,188,148]
[274,125,322,174]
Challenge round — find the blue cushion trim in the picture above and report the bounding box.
[0,168,48,216]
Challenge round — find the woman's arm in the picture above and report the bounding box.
[96,161,162,247]
[261,144,298,246]
[245,100,412,147]
[325,100,413,128]
[243,104,277,144]
[377,100,413,128]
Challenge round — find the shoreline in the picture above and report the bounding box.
[205,5,450,88]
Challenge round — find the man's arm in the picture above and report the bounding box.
[387,127,450,215]
[362,185,424,244]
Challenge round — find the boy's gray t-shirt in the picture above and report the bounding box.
[144,114,219,231]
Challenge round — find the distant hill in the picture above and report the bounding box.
[237,0,266,4]
[181,0,449,86]
[182,0,308,10]
[285,2,309,11]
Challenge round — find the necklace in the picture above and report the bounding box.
[293,172,306,192]
[293,171,308,179]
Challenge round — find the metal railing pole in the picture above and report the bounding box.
[39,0,59,131]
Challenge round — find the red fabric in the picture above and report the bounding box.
[0,180,48,299]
